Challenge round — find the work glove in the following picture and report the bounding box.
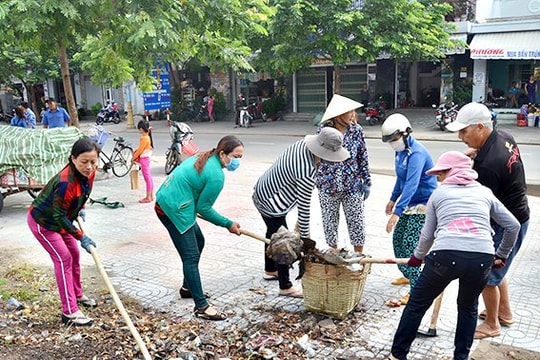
[78,209,86,222]
[492,255,506,269]
[80,235,97,254]
[407,255,423,267]
[362,184,371,200]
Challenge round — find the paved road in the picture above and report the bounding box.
[1,112,539,359]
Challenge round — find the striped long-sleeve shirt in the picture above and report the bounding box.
[252,139,315,238]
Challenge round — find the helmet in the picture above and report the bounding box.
[381,113,412,142]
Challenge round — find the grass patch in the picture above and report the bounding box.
[0,263,58,306]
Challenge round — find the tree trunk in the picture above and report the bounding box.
[57,42,79,128]
[333,65,342,94]
[169,63,181,89]
[24,83,41,122]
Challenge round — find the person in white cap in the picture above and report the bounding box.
[381,113,437,306]
[445,102,529,339]
[252,127,350,297]
[389,151,519,360]
[316,94,371,254]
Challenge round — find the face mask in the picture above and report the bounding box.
[390,138,406,152]
[226,157,241,171]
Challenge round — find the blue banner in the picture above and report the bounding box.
[143,65,171,111]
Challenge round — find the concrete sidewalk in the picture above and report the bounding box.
[1,113,539,359]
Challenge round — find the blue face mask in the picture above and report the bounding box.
[226,157,241,171]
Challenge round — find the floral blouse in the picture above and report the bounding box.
[315,124,371,195]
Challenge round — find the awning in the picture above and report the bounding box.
[470,31,540,59]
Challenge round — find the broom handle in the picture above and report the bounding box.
[77,218,152,360]
[239,229,271,244]
[354,257,409,265]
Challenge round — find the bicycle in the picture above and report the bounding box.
[88,125,134,177]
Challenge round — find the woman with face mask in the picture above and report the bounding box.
[155,135,244,320]
[380,113,437,306]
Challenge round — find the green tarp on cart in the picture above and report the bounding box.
[0,126,85,185]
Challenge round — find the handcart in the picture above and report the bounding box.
[0,125,84,213]
[0,168,44,213]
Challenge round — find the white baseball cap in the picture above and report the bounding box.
[445,102,492,132]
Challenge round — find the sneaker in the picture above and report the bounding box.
[61,310,93,326]
[391,277,410,286]
[77,295,97,308]
[262,271,278,280]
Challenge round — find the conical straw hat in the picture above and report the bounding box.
[321,94,363,122]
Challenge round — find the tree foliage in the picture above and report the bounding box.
[251,0,455,92]
[75,0,274,91]
[0,0,274,126]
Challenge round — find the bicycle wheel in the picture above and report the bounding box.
[111,146,134,177]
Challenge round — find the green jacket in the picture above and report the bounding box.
[156,154,233,234]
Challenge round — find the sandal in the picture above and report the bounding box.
[478,310,514,326]
[194,305,227,321]
[391,277,410,286]
[139,198,152,203]
[278,286,303,298]
[77,295,97,308]
[179,287,210,299]
[263,271,279,280]
[385,299,401,307]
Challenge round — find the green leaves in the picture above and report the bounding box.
[253,0,454,78]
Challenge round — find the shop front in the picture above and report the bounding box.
[470,30,540,106]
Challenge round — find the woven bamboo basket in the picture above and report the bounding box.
[302,260,371,319]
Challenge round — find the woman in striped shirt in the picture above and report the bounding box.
[252,127,350,298]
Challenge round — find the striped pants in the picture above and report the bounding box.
[318,191,366,248]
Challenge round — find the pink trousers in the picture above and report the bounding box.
[27,212,82,315]
[138,156,154,193]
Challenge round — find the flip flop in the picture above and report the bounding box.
[278,287,303,298]
[473,328,501,339]
[391,277,410,286]
[499,317,515,326]
[478,310,515,326]
[385,299,401,307]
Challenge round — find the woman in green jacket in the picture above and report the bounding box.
[155,135,243,320]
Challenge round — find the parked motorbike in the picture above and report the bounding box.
[164,120,199,174]
[96,102,121,125]
[239,101,266,128]
[479,97,498,128]
[0,110,14,124]
[365,99,386,126]
[193,102,210,122]
[432,102,459,131]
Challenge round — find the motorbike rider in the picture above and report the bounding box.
[234,93,245,128]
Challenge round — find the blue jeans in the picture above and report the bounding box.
[488,220,528,286]
[391,250,493,360]
[156,212,208,309]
